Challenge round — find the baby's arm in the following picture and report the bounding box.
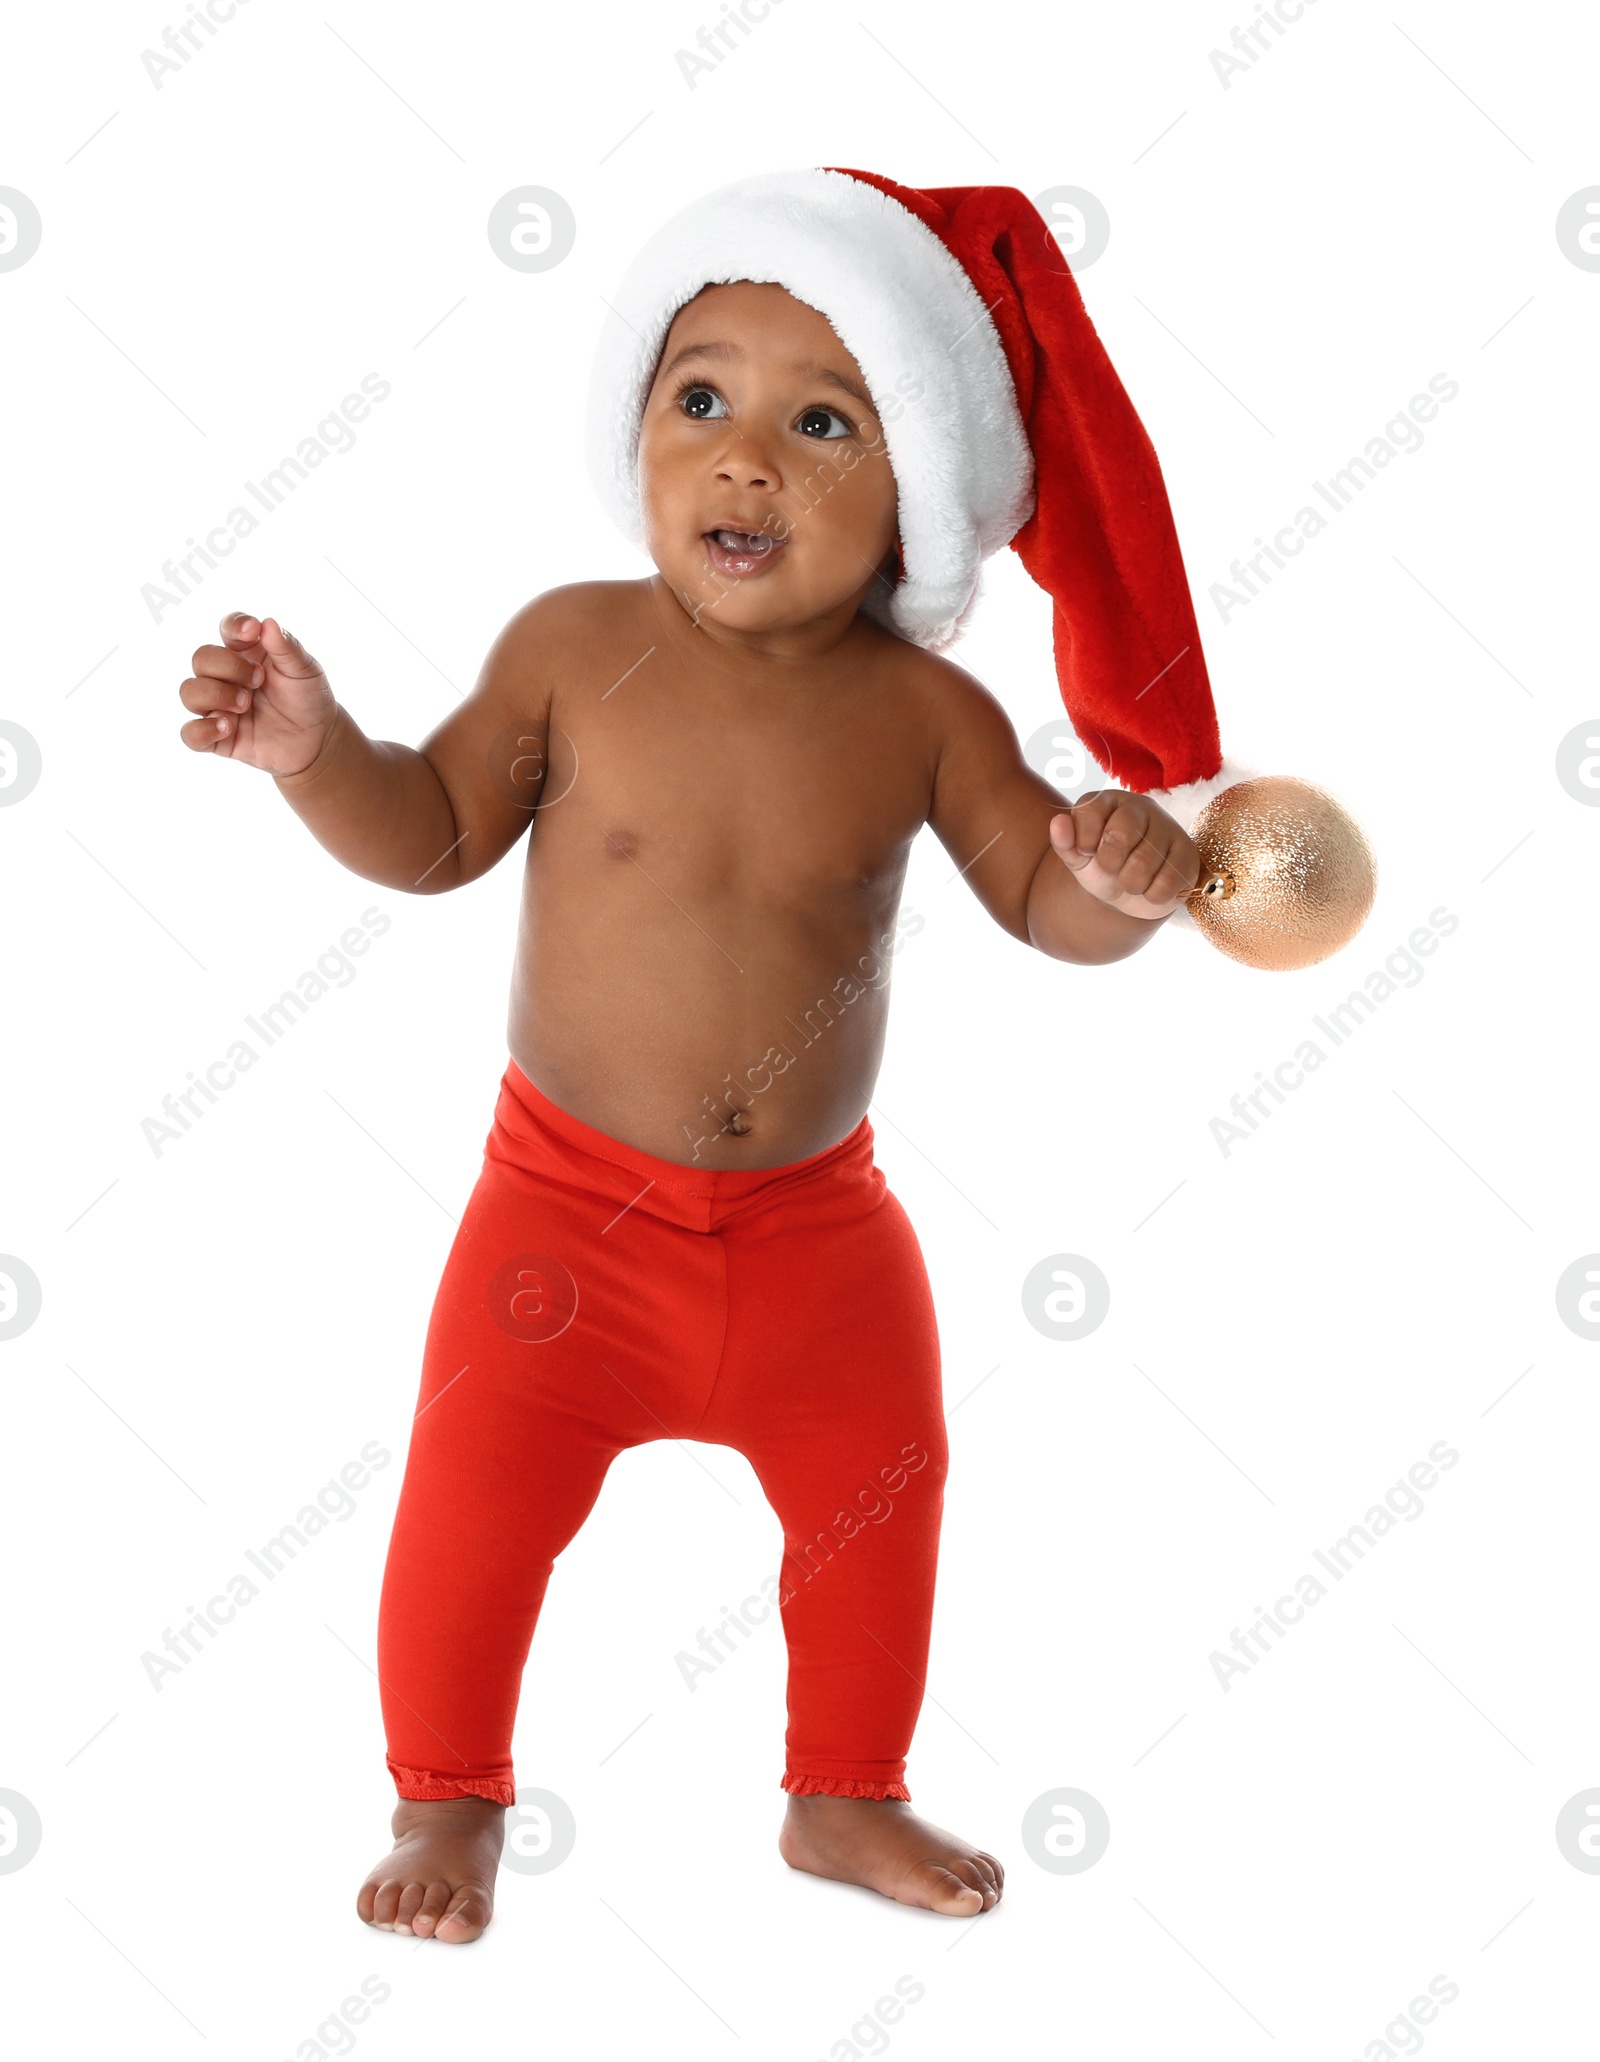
[925,663,1200,966]
[177,601,559,892]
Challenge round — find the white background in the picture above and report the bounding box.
[2,0,1597,2054]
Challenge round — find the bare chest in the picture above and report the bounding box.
[535,680,930,907]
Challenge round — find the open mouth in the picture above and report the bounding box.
[703,526,787,578]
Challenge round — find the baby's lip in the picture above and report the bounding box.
[702,524,789,579]
[704,521,786,550]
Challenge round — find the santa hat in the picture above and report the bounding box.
[585,166,1256,832]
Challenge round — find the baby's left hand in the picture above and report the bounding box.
[1049,791,1200,922]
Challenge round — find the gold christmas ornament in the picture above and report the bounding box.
[1183,776,1376,971]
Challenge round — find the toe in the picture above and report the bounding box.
[976,1849,1005,1895]
[951,1858,996,1908]
[969,1855,1002,1903]
[369,1878,403,1929]
[434,1885,492,1944]
[410,1882,454,1939]
[355,1879,379,1925]
[912,1863,985,1916]
[394,1881,428,1933]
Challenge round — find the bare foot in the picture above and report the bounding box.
[356,1797,505,1943]
[779,1795,1003,1915]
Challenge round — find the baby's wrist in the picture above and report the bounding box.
[273,702,349,787]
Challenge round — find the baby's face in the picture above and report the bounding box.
[637,281,899,639]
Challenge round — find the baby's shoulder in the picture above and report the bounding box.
[468,580,655,714]
[476,580,654,693]
[873,630,1010,743]
[496,578,653,650]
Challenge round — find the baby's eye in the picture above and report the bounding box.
[679,385,728,420]
[796,404,853,441]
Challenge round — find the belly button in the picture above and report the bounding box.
[725,1110,751,1135]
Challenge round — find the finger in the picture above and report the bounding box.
[179,712,239,752]
[1088,798,1151,864]
[1052,809,1101,872]
[1086,803,1170,890]
[257,616,321,673]
[1047,809,1086,865]
[1116,823,1199,901]
[219,611,263,650]
[1142,850,1201,905]
[180,674,256,715]
[1105,830,1173,898]
[191,644,265,688]
[1068,792,1118,853]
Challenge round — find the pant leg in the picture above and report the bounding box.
[377,1144,718,1805]
[702,1162,947,1802]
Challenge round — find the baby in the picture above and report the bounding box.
[176,169,1211,1943]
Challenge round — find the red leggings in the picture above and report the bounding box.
[377,1059,947,1805]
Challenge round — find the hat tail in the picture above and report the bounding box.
[856,176,1225,796]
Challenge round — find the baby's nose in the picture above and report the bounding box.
[715,436,781,493]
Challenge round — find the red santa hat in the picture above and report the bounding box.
[585,166,1256,829]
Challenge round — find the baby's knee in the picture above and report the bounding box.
[877,1432,948,1501]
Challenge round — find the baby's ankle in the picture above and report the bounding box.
[392,1795,505,1825]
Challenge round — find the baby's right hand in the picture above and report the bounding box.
[178,613,337,775]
